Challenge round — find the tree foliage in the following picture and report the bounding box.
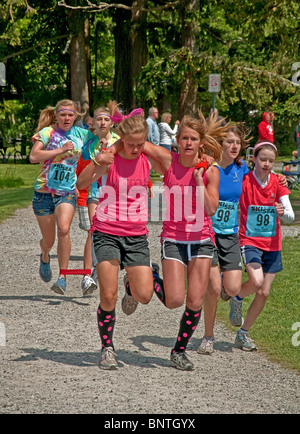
[0,0,299,154]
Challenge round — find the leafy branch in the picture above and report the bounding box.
[57,0,181,13]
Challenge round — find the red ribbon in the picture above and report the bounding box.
[194,161,208,171]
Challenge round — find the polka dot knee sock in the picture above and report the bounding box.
[153,274,166,306]
[97,305,116,349]
[172,306,202,353]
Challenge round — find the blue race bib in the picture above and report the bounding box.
[211,201,238,235]
[246,205,277,237]
[47,163,76,193]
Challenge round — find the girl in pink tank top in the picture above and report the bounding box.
[142,111,227,370]
[76,113,164,370]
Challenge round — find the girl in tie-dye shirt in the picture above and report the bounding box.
[30,99,99,295]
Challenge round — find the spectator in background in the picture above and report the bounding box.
[158,112,180,152]
[269,110,275,128]
[258,112,274,143]
[292,115,300,159]
[146,107,160,145]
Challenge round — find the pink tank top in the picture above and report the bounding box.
[162,153,215,242]
[91,153,150,236]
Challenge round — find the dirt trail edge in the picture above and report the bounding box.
[0,207,299,414]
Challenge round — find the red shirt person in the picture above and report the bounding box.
[258,112,274,143]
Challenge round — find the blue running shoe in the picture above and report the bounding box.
[39,254,52,282]
[51,277,66,295]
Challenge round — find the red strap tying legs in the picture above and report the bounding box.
[60,269,91,275]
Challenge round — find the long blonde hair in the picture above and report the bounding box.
[177,110,228,160]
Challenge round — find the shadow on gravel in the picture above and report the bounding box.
[0,295,91,306]
[13,348,98,367]
[35,254,85,261]
[13,347,170,369]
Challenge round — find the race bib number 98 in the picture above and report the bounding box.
[246,205,277,237]
[211,201,238,235]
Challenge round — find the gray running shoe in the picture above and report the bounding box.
[98,347,118,370]
[229,297,243,326]
[121,274,138,315]
[220,284,231,301]
[197,337,214,355]
[235,330,258,351]
[81,275,97,296]
[170,351,194,371]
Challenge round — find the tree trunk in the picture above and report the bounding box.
[113,0,133,111]
[113,0,147,111]
[68,8,90,112]
[177,0,199,119]
[131,0,147,105]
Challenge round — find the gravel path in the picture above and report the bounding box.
[0,206,299,415]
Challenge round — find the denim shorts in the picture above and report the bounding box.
[32,191,77,216]
[240,245,282,274]
[93,231,151,269]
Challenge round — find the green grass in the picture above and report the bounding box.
[217,237,300,372]
[0,163,38,223]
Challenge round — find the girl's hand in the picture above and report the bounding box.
[100,137,108,149]
[275,201,285,216]
[200,153,214,167]
[194,161,208,185]
[193,167,205,186]
[94,149,114,166]
[276,173,288,188]
[60,140,74,154]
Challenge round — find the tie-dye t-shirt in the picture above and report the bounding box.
[87,131,120,201]
[32,126,99,195]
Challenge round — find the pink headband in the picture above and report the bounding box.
[110,108,144,124]
[254,141,277,152]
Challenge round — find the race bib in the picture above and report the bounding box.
[211,201,238,235]
[246,205,277,237]
[47,163,76,193]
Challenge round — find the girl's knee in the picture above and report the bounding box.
[57,226,71,238]
[100,292,118,309]
[165,294,185,309]
[207,283,221,300]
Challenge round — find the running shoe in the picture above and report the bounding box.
[235,330,258,351]
[170,351,194,371]
[81,275,97,296]
[39,254,52,282]
[229,297,243,326]
[197,337,215,355]
[98,347,118,370]
[151,262,160,276]
[91,267,98,285]
[121,274,138,315]
[220,284,231,302]
[51,277,66,295]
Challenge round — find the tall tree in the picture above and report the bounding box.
[67,3,90,111]
[177,0,199,118]
[113,0,147,110]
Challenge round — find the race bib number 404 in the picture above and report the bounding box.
[47,163,76,193]
[246,205,277,237]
